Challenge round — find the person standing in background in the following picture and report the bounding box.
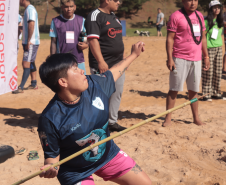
[49,0,88,74]
[13,0,40,94]
[156,8,164,37]
[85,0,127,132]
[163,0,210,127]
[202,1,225,101]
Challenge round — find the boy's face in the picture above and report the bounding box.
[61,1,76,18]
[108,0,121,12]
[62,64,88,93]
[182,0,198,12]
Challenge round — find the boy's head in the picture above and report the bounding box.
[40,53,83,93]
[99,0,121,12]
[157,8,161,13]
[61,0,76,18]
[182,0,198,13]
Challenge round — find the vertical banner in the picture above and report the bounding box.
[0,0,19,95]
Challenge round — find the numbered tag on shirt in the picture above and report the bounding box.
[66,31,74,43]
[193,24,201,37]
[211,28,218,40]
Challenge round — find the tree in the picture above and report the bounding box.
[175,0,226,12]
[50,0,150,18]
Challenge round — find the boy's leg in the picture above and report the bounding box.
[163,58,187,127]
[187,60,205,125]
[95,150,151,185]
[188,90,205,126]
[162,90,178,127]
[110,164,151,185]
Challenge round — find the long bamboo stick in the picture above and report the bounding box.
[12,94,209,185]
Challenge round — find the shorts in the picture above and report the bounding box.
[157,24,163,32]
[22,44,39,62]
[78,62,86,75]
[169,57,202,92]
[74,150,136,185]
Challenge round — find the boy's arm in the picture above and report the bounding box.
[109,41,145,82]
[166,31,176,71]
[39,156,60,179]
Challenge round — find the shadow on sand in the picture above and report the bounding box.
[0,108,40,128]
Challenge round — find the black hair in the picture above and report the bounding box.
[206,5,224,29]
[224,2,226,6]
[100,0,105,4]
[39,53,78,93]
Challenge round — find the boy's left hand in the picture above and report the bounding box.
[78,42,88,51]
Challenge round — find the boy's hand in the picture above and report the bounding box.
[39,164,58,179]
[131,41,145,57]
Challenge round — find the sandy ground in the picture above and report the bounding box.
[0,37,226,185]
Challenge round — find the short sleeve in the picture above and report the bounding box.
[27,8,36,22]
[161,13,164,19]
[167,13,178,32]
[85,10,101,39]
[49,20,57,38]
[38,116,60,159]
[90,71,116,98]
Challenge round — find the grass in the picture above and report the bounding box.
[126,26,167,37]
[40,26,167,39]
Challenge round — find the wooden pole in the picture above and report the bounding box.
[12,94,209,185]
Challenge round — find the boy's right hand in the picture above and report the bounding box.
[167,59,176,71]
[131,41,145,57]
[39,164,58,179]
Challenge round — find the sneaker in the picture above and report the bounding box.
[108,123,127,133]
[200,97,212,102]
[23,85,38,90]
[12,87,24,94]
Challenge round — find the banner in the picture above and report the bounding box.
[0,0,19,95]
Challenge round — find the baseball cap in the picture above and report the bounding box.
[209,0,222,8]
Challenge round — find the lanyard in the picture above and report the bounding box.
[181,8,203,45]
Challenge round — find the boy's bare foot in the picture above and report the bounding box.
[162,120,172,127]
[194,119,206,126]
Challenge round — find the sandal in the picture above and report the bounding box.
[27,150,39,161]
[15,147,26,155]
[12,87,24,94]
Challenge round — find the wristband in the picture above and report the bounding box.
[203,56,209,59]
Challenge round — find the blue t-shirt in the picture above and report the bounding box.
[18,14,22,24]
[38,71,120,185]
[49,14,86,53]
[22,4,40,45]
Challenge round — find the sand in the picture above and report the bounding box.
[0,37,226,185]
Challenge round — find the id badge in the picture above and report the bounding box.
[66,31,74,43]
[211,28,218,40]
[193,24,201,37]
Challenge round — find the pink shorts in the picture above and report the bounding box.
[74,150,136,185]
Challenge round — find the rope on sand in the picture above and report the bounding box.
[12,94,209,185]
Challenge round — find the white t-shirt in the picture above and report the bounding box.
[157,12,164,25]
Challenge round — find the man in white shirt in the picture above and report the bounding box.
[156,8,164,37]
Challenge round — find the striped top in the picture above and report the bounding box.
[22,5,40,45]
